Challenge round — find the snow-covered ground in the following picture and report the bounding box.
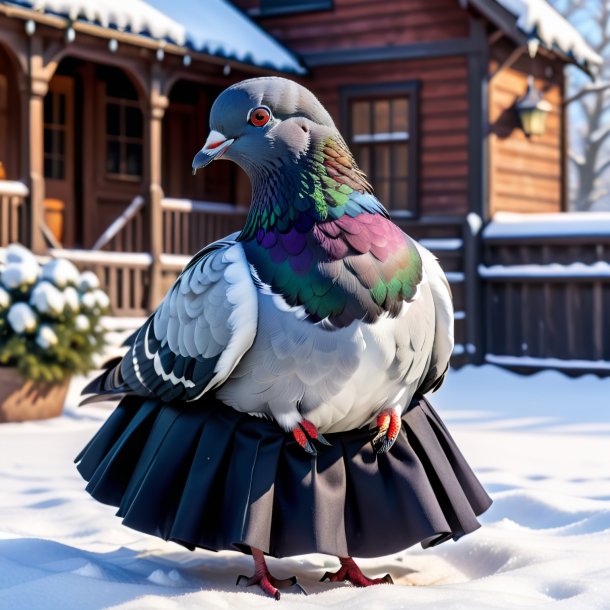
[1,364,609,610]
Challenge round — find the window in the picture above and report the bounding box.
[44,89,68,180]
[342,83,419,215]
[258,0,332,16]
[105,87,143,179]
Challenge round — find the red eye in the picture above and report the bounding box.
[248,106,271,127]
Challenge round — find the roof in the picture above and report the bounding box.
[1,0,305,74]
[469,0,602,75]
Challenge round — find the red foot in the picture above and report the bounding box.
[320,557,394,587]
[236,548,299,600]
[292,419,331,455]
[372,408,401,454]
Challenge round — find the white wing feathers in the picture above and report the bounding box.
[120,240,258,402]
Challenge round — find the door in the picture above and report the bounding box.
[44,75,74,247]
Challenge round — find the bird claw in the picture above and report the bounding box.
[236,573,307,598]
[292,419,331,455]
[320,557,394,587]
[372,409,401,454]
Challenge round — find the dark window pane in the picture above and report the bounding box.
[56,131,65,156]
[58,94,66,125]
[44,95,53,124]
[394,143,409,179]
[393,179,408,210]
[125,106,143,138]
[351,101,370,136]
[374,144,390,179]
[125,143,142,176]
[375,178,390,204]
[107,140,120,174]
[373,100,390,134]
[106,103,120,136]
[355,145,370,175]
[55,158,65,180]
[392,98,409,133]
[44,157,53,177]
[44,129,53,154]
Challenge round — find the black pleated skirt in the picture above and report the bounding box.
[75,395,491,558]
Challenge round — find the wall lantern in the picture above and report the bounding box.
[515,76,552,137]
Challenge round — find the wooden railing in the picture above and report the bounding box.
[0,181,28,247]
[50,248,151,317]
[92,195,147,253]
[480,213,610,375]
[161,198,248,255]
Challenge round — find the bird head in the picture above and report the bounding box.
[192,76,337,177]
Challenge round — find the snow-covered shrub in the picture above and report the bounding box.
[0,245,110,383]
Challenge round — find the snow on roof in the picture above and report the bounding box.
[470,0,602,74]
[484,211,610,239]
[496,0,602,69]
[4,0,305,74]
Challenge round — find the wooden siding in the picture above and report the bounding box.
[301,56,470,216]
[488,47,564,215]
[249,0,469,52]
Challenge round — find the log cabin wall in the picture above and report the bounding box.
[488,42,565,215]
[254,0,470,49]
[239,0,473,217]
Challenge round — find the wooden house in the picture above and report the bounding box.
[0,0,604,370]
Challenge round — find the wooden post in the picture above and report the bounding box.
[27,38,48,254]
[147,66,168,310]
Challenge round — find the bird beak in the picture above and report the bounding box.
[192,130,235,175]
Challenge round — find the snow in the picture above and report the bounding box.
[484,211,610,238]
[419,238,463,251]
[444,271,465,283]
[12,0,304,74]
[493,0,602,70]
[486,354,610,371]
[0,180,29,196]
[479,261,610,278]
[2,363,610,608]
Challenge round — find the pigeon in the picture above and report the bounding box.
[77,76,491,600]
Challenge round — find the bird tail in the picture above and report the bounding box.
[79,357,131,406]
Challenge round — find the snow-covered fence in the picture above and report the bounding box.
[0,181,28,248]
[480,213,610,375]
[49,249,151,317]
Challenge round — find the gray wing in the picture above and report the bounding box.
[92,238,258,402]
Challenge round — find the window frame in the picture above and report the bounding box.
[104,92,144,182]
[340,81,420,218]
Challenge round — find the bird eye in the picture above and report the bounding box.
[248,106,271,127]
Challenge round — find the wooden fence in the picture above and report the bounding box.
[0,181,28,248]
[50,249,151,317]
[161,199,248,255]
[480,214,610,375]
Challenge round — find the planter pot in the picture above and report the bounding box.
[0,367,70,423]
